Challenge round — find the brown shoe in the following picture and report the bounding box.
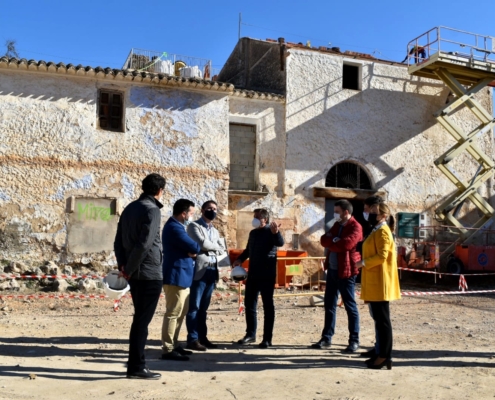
[186,340,207,351]
[200,338,218,349]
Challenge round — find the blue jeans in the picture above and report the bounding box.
[321,269,359,344]
[186,268,217,344]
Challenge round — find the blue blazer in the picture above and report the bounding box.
[162,217,201,288]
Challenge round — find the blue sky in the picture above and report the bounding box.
[1,0,495,71]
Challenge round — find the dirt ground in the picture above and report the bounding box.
[0,276,494,400]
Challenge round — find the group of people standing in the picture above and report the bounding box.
[312,197,400,370]
[114,173,400,379]
[114,174,284,379]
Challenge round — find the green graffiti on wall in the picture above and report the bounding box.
[77,203,112,222]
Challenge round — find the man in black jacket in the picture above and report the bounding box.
[233,208,284,348]
[114,173,166,380]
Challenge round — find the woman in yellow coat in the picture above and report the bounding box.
[356,202,400,370]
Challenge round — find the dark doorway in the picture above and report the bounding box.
[324,162,373,232]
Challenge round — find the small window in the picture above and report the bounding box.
[342,64,361,90]
[98,90,124,132]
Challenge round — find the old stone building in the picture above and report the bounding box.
[0,37,493,266]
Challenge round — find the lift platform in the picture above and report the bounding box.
[406,27,495,248]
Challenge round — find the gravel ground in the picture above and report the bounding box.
[0,276,494,400]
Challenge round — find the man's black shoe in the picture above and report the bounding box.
[186,340,207,351]
[175,346,193,356]
[258,340,272,349]
[160,350,189,361]
[127,368,161,380]
[200,338,218,349]
[360,348,376,358]
[310,339,331,349]
[237,336,256,345]
[344,342,360,353]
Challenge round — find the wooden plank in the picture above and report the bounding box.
[313,187,387,200]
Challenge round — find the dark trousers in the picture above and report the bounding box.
[127,279,162,374]
[369,301,392,359]
[186,268,217,344]
[244,277,275,342]
[322,269,359,344]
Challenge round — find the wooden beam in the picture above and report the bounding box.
[313,187,387,200]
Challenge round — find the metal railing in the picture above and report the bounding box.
[406,26,495,66]
[122,48,214,79]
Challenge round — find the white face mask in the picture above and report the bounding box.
[333,213,341,221]
[184,215,193,226]
[363,212,369,221]
[252,218,261,228]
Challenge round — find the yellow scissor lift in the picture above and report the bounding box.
[407,27,495,249]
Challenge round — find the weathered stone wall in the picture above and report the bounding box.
[284,49,494,253]
[2,46,493,265]
[227,97,292,249]
[0,70,230,266]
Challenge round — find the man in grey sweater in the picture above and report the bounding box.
[185,200,226,351]
[114,173,165,380]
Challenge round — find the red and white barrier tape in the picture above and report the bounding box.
[0,291,237,301]
[398,267,495,277]
[459,275,468,291]
[0,274,105,280]
[400,289,495,296]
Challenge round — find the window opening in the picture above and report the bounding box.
[325,162,372,190]
[98,90,124,132]
[342,64,360,90]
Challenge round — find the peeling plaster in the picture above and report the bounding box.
[120,174,135,199]
[0,190,10,202]
[49,174,93,201]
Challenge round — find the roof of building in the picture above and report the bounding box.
[0,56,285,102]
[265,38,407,66]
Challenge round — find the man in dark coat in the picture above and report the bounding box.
[311,199,362,353]
[114,173,166,380]
[233,208,284,348]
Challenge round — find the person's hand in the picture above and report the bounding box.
[188,253,197,258]
[118,266,129,280]
[270,221,281,234]
[356,260,364,269]
[232,259,241,267]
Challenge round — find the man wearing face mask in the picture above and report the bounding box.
[185,200,226,351]
[233,208,284,348]
[311,199,362,353]
[362,196,383,238]
[161,199,201,361]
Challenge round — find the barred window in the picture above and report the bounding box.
[325,162,372,190]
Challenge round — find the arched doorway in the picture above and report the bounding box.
[324,161,373,230]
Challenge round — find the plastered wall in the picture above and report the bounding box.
[0,70,230,265]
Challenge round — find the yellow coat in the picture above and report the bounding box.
[360,223,401,302]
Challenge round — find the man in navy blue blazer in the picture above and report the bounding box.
[161,199,201,361]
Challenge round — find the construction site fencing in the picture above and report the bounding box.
[3,254,495,312]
